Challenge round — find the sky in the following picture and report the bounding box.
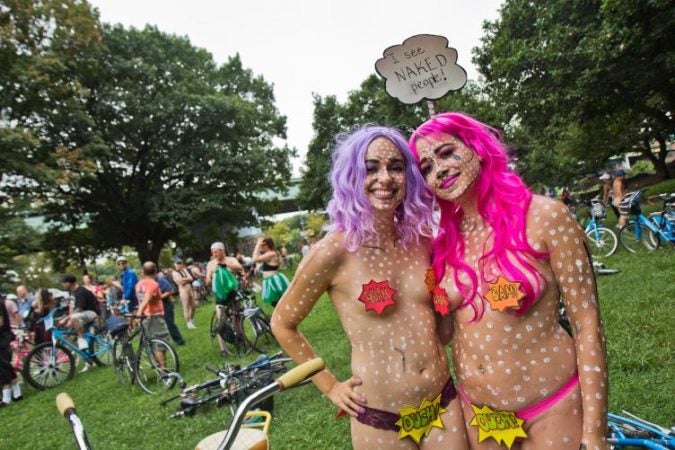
[89,0,503,175]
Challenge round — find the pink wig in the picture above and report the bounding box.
[409,112,547,320]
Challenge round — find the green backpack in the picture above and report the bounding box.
[213,264,238,303]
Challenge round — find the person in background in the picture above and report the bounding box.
[252,237,289,308]
[117,256,138,312]
[599,172,620,220]
[136,262,170,366]
[31,288,54,344]
[612,169,628,228]
[0,296,22,406]
[15,285,34,327]
[104,276,123,316]
[171,258,198,329]
[3,294,19,329]
[157,270,185,346]
[59,274,100,361]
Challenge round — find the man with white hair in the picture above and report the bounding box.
[205,242,243,356]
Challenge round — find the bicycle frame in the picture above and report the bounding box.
[608,412,675,449]
[50,328,112,362]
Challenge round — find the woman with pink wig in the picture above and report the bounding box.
[272,125,468,449]
[409,112,608,450]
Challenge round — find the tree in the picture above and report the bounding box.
[2,17,295,263]
[474,0,674,183]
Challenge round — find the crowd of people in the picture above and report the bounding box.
[1,111,614,449]
[0,237,297,408]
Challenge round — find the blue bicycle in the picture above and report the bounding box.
[618,190,674,253]
[583,198,618,258]
[22,307,113,390]
[608,411,675,449]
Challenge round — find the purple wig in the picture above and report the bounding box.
[409,112,547,320]
[326,125,434,251]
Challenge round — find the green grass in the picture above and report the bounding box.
[2,242,674,449]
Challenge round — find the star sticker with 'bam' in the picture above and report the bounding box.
[357,280,397,315]
[483,276,526,312]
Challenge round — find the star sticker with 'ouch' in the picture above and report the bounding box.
[358,280,397,315]
[483,276,525,312]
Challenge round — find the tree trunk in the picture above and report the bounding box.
[654,134,671,179]
[639,137,669,180]
[134,238,164,265]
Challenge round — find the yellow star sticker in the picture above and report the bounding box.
[484,276,526,312]
[395,395,446,444]
[469,404,528,449]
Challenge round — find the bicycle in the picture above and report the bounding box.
[111,314,181,394]
[583,198,618,258]
[22,307,113,390]
[617,190,672,254]
[608,410,675,449]
[160,352,292,418]
[210,288,278,357]
[10,326,35,380]
[56,358,324,450]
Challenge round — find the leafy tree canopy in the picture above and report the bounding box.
[474,0,674,182]
[1,3,295,264]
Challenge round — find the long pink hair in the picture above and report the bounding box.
[409,112,547,320]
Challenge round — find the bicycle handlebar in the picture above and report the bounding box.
[56,392,76,417]
[276,357,325,390]
[56,393,92,450]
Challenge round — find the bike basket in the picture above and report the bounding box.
[619,191,642,216]
[590,200,606,220]
[105,315,128,337]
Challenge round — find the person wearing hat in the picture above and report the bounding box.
[612,169,628,228]
[171,258,198,329]
[116,256,138,313]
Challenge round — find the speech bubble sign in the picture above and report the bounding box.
[375,34,467,105]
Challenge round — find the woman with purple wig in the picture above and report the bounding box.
[409,112,608,450]
[272,125,468,449]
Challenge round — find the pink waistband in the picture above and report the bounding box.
[458,370,579,422]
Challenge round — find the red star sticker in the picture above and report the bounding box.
[433,286,450,316]
[358,280,397,315]
[424,267,436,294]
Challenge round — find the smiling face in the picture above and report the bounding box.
[415,133,481,202]
[363,137,406,213]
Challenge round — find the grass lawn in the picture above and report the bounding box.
[1,238,673,449]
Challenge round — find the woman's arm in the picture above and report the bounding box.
[271,233,366,416]
[541,200,608,450]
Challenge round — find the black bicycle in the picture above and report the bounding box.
[160,353,291,418]
[210,288,278,356]
[111,314,182,394]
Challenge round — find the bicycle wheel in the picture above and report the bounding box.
[209,310,219,343]
[243,314,277,353]
[89,332,113,366]
[585,226,618,258]
[135,338,180,394]
[22,342,75,390]
[112,338,135,385]
[619,222,658,254]
[232,315,254,356]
